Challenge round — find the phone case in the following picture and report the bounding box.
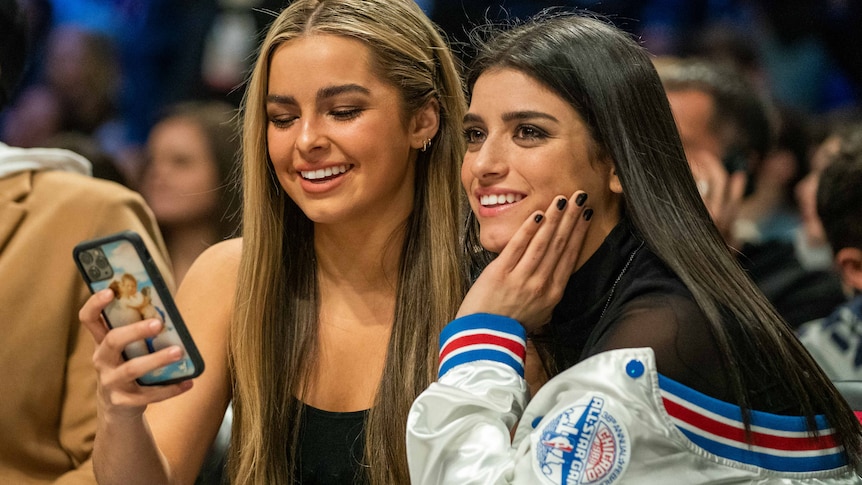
[73,231,204,385]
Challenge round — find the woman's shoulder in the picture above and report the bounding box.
[177,238,242,303]
[193,238,243,272]
[599,291,728,400]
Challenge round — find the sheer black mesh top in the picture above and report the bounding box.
[537,217,799,415]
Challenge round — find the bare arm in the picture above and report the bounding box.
[80,239,241,485]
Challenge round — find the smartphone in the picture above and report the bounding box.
[73,230,204,385]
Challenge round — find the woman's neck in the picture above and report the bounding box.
[314,217,406,292]
[300,216,408,410]
[574,200,621,272]
[162,222,220,286]
[312,216,408,328]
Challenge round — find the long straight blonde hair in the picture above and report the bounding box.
[228,1,467,483]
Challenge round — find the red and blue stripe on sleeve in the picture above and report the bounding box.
[659,374,848,472]
[438,313,527,379]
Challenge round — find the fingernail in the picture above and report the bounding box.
[556,198,567,210]
[169,346,183,359]
[575,193,588,207]
[99,289,114,301]
[534,214,544,223]
[584,208,594,221]
[149,320,163,331]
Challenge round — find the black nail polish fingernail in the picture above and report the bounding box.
[575,193,588,207]
[534,214,544,223]
[556,198,567,210]
[584,208,593,221]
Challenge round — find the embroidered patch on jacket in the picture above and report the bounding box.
[533,395,630,484]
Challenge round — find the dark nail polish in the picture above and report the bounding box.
[575,193,588,207]
[556,198,567,210]
[584,208,593,221]
[534,214,544,223]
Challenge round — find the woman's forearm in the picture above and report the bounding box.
[93,413,173,485]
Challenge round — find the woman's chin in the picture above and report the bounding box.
[479,233,512,254]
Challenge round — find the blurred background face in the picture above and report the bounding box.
[665,88,722,161]
[43,25,117,131]
[0,85,61,147]
[796,134,840,247]
[140,116,220,227]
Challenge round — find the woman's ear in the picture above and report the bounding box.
[608,164,623,194]
[410,98,440,150]
[835,247,862,293]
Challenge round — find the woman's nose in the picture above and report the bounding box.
[468,137,508,182]
[296,116,330,155]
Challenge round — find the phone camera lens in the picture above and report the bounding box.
[96,257,109,269]
[87,266,102,280]
[79,252,93,265]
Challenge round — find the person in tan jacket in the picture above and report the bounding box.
[0,1,173,483]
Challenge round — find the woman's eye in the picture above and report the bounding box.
[463,128,485,144]
[331,108,363,120]
[270,116,297,129]
[515,125,546,140]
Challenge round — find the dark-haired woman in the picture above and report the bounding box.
[407,12,862,484]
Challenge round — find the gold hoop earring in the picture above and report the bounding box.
[420,138,431,152]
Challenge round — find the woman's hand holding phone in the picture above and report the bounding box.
[78,290,194,418]
[456,190,592,333]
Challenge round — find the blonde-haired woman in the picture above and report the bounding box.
[78,0,466,483]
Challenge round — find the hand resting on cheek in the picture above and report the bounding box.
[456,190,592,332]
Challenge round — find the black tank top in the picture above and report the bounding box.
[296,404,369,484]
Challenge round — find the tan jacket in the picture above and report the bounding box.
[0,169,173,484]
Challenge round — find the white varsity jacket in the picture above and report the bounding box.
[406,314,860,484]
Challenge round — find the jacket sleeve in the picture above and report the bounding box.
[407,314,529,484]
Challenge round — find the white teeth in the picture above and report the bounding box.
[301,165,349,180]
[480,193,523,206]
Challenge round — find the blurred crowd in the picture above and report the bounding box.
[3,0,861,183]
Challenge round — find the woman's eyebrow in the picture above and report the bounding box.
[317,83,371,101]
[501,110,558,123]
[265,94,296,105]
[463,113,483,124]
[264,84,370,106]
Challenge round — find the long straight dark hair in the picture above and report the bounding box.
[464,12,862,465]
